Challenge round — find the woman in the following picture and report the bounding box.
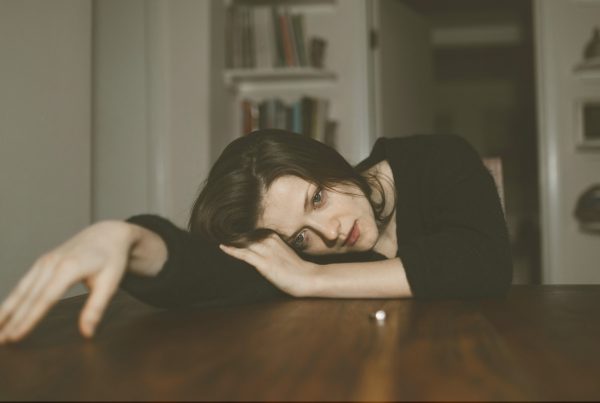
[0,129,512,343]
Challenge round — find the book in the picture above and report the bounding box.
[242,99,252,134]
[274,98,287,129]
[309,37,327,68]
[253,7,274,69]
[324,120,338,148]
[312,98,330,142]
[230,7,243,68]
[287,12,300,67]
[291,14,307,67]
[300,96,313,137]
[292,100,303,134]
[240,7,253,68]
[285,105,294,131]
[258,101,267,129]
[271,7,285,67]
[279,9,296,67]
[243,96,333,141]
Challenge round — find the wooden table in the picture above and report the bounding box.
[1,285,599,401]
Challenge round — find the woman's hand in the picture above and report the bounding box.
[219,233,318,297]
[0,221,138,344]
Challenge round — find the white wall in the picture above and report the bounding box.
[372,0,434,139]
[93,0,212,228]
[93,0,151,221]
[535,0,600,283]
[0,0,211,302]
[0,0,92,299]
[166,0,212,227]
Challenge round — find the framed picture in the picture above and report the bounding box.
[575,99,600,149]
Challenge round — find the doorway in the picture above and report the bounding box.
[371,0,540,284]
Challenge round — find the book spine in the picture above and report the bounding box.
[279,10,295,67]
[267,98,276,128]
[250,101,259,132]
[311,98,321,141]
[242,99,252,134]
[287,12,299,67]
[293,100,302,134]
[291,14,307,67]
[259,100,267,129]
[301,96,311,136]
[252,8,262,68]
[271,8,284,67]
[286,105,293,131]
[310,37,327,68]
[241,7,252,68]
[324,120,338,148]
[253,7,268,69]
[320,99,330,142]
[278,99,288,129]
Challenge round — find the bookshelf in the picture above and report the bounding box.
[224,67,336,87]
[209,0,374,165]
[227,0,337,15]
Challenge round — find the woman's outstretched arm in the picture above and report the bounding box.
[0,221,168,343]
[119,215,286,309]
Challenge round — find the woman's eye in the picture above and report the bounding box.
[312,188,324,206]
[293,232,306,249]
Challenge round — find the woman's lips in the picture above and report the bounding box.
[345,222,360,247]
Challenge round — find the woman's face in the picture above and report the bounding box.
[256,175,379,255]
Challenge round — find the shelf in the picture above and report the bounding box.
[227,0,336,14]
[224,67,337,87]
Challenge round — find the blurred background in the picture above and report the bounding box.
[1,0,599,300]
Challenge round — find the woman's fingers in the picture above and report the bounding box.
[0,260,48,327]
[0,266,50,341]
[244,234,287,255]
[0,221,135,344]
[3,275,70,342]
[79,272,119,338]
[0,265,70,342]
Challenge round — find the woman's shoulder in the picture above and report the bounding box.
[377,134,481,167]
[376,134,475,152]
[357,134,481,175]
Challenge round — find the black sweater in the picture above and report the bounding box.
[120,134,512,308]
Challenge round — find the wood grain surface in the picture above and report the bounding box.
[0,285,599,401]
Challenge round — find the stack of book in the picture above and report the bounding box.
[226,6,327,69]
[242,97,337,147]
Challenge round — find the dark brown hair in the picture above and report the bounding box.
[188,129,395,250]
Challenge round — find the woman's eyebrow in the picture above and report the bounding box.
[285,183,312,242]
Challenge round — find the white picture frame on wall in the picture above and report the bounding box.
[575,98,600,149]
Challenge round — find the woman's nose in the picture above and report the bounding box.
[314,218,340,242]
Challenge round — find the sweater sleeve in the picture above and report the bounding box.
[396,135,513,298]
[119,215,389,308]
[119,214,286,309]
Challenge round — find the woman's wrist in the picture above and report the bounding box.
[123,222,168,277]
[304,258,412,298]
[293,262,321,297]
